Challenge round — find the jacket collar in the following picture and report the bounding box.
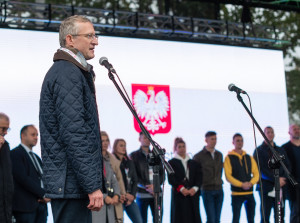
[53,49,91,72]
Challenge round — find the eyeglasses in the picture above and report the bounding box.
[0,127,10,132]
[72,33,98,40]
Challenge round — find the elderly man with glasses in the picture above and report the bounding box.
[39,15,104,223]
[0,112,14,223]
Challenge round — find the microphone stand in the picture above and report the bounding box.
[234,92,297,223]
[106,70,175,223]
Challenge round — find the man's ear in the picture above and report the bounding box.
[65,34,74,47]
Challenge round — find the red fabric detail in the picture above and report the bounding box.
[176,185,184,193]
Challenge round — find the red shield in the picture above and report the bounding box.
[132,84,171,135]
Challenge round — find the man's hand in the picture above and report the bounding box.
[125,193,135,203]
[119,194,126,204]
[241,182,252,190]
[241,183,248,190]
[87,189,104,211]
[125,199,133,206]
[279,177,286,187]
[124,193,134,206]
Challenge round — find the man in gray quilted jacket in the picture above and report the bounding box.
[39,15,104,223]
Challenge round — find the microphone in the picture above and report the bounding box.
[228,83,247,94]
[99,57,116,73]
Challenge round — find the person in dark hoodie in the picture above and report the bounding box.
[224,133,259,223]
[39,15,104,223]
[0,112,13,223]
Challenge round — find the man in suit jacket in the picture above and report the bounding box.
[10,125,50,223]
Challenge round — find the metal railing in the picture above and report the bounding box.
[0,1,290,48]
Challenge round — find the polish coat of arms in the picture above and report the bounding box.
[132,84,171,135]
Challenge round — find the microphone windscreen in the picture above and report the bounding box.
[228,83,235,91]
[99,57,108,66]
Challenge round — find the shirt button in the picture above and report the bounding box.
[59,188,62,192]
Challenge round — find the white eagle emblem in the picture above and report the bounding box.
[133,87,170,133]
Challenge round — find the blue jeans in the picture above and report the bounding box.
[51,199,91,223]
[202,189,224,223]
[231,194,255,223]
[136,197,163,223]
[124,201,143,223]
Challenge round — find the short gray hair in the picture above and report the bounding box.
[59,15,92,47]
[0,112,9,122]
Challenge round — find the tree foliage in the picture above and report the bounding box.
[221,5,300,124]
[286,58,300,125]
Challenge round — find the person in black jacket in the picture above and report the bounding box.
[11,125,50,223]
[168,137,202,223]
[113,138,143,223]
[39,15,104,223]
[129,132,165,223]
[282,124,300,223]
[0,112,13,223]
[253,126,290,223]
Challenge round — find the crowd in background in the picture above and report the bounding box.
[1,110,300,223]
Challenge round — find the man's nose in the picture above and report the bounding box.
[92,38,98,45]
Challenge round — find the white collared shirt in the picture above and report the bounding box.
[21,143,44,187]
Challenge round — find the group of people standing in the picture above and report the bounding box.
[168,126,300,223]
[0,110,164,223]
[92,130,164,223]
[0,115,49,223]
[1,14,300,223]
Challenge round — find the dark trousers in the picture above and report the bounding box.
[289,187,300,223]
[13,203,47,223]
[51,199,91,223]
[259,193,285,223]
[231,194,256,223]
[202,189,224,223]
[136,197,163,223]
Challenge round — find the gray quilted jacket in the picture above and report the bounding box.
[39,50,104,198]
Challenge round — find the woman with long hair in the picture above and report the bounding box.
[113,138,143,223]
[168,137,202,223]
[92,131,126,223]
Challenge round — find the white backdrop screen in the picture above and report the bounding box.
[0,28,290,223]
